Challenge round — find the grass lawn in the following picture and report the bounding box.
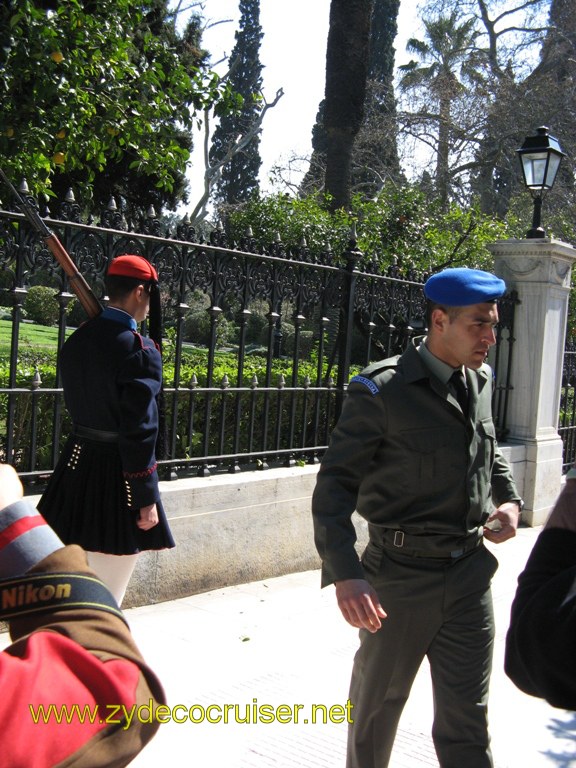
[0,319,71,355]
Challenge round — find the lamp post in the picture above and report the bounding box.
[516,126,564,239]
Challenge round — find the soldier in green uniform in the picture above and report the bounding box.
[312,268,522,768]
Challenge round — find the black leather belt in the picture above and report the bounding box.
[379,527,483,559]
[73,424,119,443]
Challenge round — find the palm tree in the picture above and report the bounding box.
[399,12,480,208]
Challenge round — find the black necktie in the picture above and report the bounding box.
[450,370,469,416]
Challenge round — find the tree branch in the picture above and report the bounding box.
[187,87,284,224]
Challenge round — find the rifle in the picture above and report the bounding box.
[0,168,102,319]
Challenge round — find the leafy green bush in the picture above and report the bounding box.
[243,303,269,345]
[258,322,315,359]
[66,297,87,328]
[1,343,344,472]
[0,349,69,470]
[182,309,236,347]
[225,183,516,276]
[23,286,60,327]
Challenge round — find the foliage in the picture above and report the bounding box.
[399,12,483,209]
[225,192,352,259]
[182,309,237,348]
[352,0,401,195]
[0,0,235,200]
[45,0,208,218]
[224,183,516,274]
[162,346,325,388]
[355,189,516,274]
[0,347,65,469]
[394,0,568,217]
[23,286,60,327]
[0,340,335,470]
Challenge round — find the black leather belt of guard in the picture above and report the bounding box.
[0,572,125,622]
[380,528,483,559]
[73,424,120,443]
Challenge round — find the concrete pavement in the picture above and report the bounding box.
[3,523,574,766]
[122,524,576,768]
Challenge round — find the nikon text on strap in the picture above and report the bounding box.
[0,572,126,623]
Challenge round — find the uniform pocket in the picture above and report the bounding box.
[398,425,466,494]
[478,417,496,467]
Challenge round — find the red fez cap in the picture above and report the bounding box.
[107,254,158,282]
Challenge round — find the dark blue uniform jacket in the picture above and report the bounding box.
[60,311,162,509]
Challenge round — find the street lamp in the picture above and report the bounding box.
[516,126,565,238]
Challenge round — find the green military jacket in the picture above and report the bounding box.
[312,342,520,587]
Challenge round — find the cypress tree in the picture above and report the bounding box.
[210,0,263,205]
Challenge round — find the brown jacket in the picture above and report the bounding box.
[2,545,165,768]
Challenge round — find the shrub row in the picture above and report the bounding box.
[1,346,343,473]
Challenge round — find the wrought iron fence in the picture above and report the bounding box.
[559,339,576,472]
[0,193,516,488]
[489,288,520,442]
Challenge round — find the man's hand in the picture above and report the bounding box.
[335,578,387,633]
[137,503,159,530]
[483,501,521,544]
[0,464,23,511]
[544,478,576,532]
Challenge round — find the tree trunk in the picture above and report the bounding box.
[323,0,373,212]
[436,90,451,210]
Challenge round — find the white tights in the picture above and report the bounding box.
[86,551,139,607]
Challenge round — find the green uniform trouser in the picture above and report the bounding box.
[347,542,498,768]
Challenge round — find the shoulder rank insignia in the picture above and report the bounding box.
[350,375,380,395]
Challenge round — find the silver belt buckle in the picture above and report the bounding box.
[393,531,405,548]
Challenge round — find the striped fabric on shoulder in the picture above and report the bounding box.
[0,501,63,579]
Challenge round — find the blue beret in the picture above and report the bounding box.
[424,268,506,306]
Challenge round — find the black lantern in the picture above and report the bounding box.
[516,126,564,238]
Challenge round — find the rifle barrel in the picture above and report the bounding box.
[0,169,102,319]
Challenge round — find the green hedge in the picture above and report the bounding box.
[1,344,346,472]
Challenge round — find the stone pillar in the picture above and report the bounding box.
[487,238,576,525]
